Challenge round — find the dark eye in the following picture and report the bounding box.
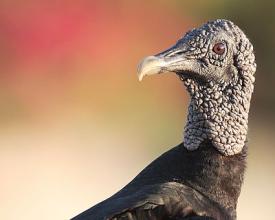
[213,42,226,55]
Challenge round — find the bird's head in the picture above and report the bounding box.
[138,19,256,91]
[138,19,256,156]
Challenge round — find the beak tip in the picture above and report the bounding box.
[137,73,144,82]
[136,55,163,82]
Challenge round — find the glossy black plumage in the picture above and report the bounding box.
[72,141,246,220]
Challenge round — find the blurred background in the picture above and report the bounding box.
[0,1,274,219]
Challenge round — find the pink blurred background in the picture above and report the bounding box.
[0,1,274,219]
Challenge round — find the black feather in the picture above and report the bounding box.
[72,142,246,220]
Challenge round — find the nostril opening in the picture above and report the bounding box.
[198,58,209,67]
[166,50,188,57]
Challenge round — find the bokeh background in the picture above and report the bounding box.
[1,1,274,219]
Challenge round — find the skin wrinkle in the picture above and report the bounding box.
[180,20,256,156]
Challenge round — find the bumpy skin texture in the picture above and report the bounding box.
[72,19,256,220]
[178,20,256,155]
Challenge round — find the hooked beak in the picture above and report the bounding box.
[137,56,167,81]
[137,45,196,81]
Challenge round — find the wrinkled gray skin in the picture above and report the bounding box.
[139,19,256,156]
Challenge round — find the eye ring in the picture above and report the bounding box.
[213,42,226,55]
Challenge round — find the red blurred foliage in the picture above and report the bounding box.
[0,1,192,119]
[0,1,190,72]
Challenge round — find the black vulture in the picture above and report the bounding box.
[72,19,256,220]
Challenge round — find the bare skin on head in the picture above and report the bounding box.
[138,19,256,156]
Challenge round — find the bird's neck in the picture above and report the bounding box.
[183,75,254,156]
[179,142,247,219]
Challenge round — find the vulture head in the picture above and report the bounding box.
[138,19,256,156]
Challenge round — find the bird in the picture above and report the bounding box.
[72,19,256,220]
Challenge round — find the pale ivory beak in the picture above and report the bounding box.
[137,56,167,81]
[137,44,195,82]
